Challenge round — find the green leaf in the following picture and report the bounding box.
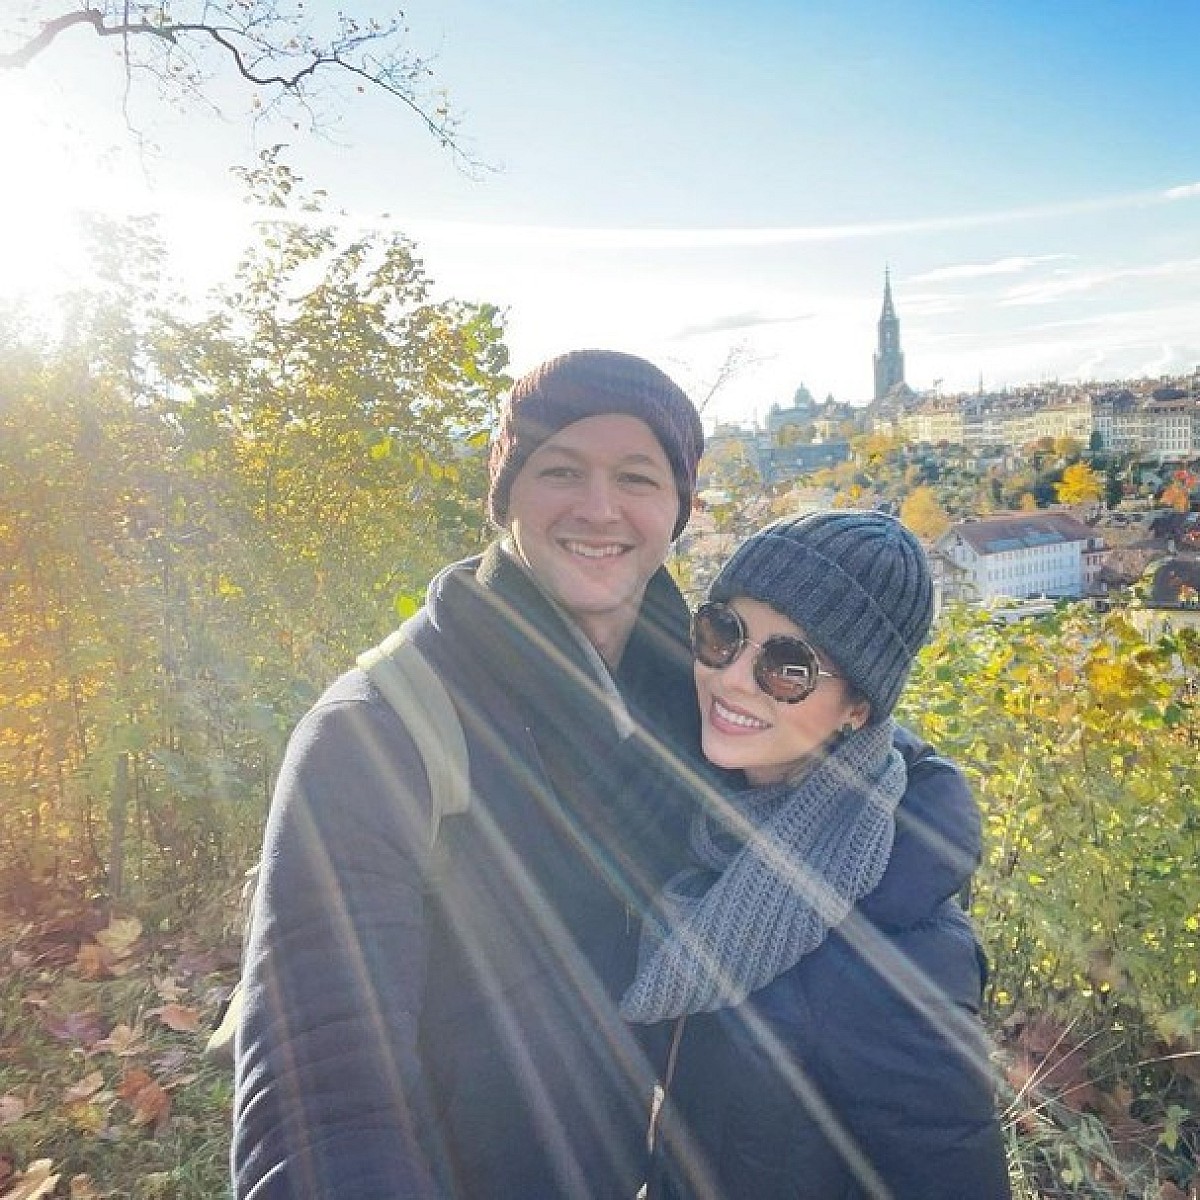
[393,592,421,621]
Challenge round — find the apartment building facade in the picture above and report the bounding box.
[936,512,1107,601]
[895,381,1199,459]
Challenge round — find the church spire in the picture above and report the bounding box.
[881,265,897,321]
[873,266,906,401]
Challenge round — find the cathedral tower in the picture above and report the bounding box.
[873,267,906,401]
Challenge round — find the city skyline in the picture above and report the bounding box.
[1,0,1198,426]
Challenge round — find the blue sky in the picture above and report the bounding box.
[1,0,1197,424]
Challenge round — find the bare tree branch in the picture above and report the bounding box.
[1,3,486,170]
[1,9,100,67]
[695,342,765,415]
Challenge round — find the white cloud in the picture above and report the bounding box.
[372,181,1200,253]
[908,255,1070,283]
[1164,182,1200,200]
[899,294,967,318]
[1000,257,1200,306]
[1140,344,1180,375]
[671,311,813,340]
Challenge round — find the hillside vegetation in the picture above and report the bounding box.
[3,173,1198,1198]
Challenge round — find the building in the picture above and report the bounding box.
[882,374,1200,459]
[759,440,850,484]
[1092,389,1147,455]
[1126,555,1200,641]
[927,546,974,607]
[766,385,818,441]
[936,512,1107,601]
[873,268,906,402]
[1145,390,1199,458]
[899,399,964,446]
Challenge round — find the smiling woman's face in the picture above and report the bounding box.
[694,596,870,786]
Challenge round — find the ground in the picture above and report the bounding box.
[0,910,238,1200]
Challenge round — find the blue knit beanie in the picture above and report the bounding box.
[709,511,935,720]
[488,349,704,540]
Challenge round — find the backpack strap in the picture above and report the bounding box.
[356,621,471,846]
[204,623,469,1067]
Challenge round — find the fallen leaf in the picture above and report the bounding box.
[153,975,186,1004]
[62,1100,106,1135]
[9,951,33,971]
[0,1159,60,1200]
[150,1004,201,1034]
[43,1010,103,1047]
[104,953,135,978]
[74,943,109,981]
[0,1095,25,1126]
[152,1048,190,1077]
[118,1069,171,1134]
[0,1155,13,1191]
[117,1069,155,1102]
[62,1073,105,1104]
[91,1024,140,1057]
[69,1176,100,1199]
[130,1085,171,1133]
[94,917,141,957]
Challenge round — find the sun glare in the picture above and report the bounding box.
[0,78,90,299]
[0,73,150,303]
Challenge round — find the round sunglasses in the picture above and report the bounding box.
[690,600,840,704]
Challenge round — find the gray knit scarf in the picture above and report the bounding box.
[621,718,906,1023]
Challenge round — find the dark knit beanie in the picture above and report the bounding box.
[709,511,935,720]
[488,349,704,540]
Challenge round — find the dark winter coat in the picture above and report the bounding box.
[649,727,1011,1200]
[232,545,701,1199]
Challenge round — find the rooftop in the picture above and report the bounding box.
[945,512,1097,556]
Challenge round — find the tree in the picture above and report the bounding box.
[1159,481,1192,512]
[701,437,759,490]
[1055,462,1103,507]
[1104,465,1124,510]
[1052,435,1082,461]
[0,157,509,912]
[689,342,763,417]
[899,485,951,540]
[1,1,472,161]
[851,431,904,466]
[903,602,1200,1111]
[160,152,509,676]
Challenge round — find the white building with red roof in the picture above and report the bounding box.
[936,512,1107,601]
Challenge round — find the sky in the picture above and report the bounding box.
[1,0,1198,427]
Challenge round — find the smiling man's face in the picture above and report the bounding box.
[506,412,679,666]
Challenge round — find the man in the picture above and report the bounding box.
[232,350,706,1198]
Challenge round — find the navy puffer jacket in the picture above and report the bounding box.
[649,727,1011,1200]
[232,547,701,1199]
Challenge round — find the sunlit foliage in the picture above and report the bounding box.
[1,157,508,914]
[903,603,1199,1030]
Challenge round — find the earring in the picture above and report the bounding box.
[838,721,857,738]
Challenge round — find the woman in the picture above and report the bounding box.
[623,511,1011,1200]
